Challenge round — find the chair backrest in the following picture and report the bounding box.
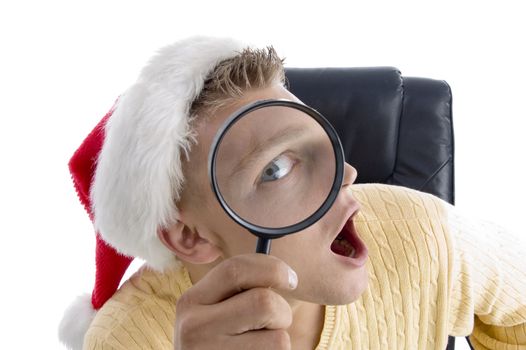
[285,67,459,350]
[284,67,454,205]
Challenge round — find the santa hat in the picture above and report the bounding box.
[58,35,250,350]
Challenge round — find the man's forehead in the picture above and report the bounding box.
[194,85,303,155]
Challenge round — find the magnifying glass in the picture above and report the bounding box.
[208,99,344,254]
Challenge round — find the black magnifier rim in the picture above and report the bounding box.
[208,99,344,239]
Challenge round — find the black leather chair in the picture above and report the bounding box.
[285,67,469,350]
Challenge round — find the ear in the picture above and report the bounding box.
[157,220,222,265]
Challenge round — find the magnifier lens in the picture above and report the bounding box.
[214,105,336,229]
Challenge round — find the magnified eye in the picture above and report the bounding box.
[260,153,296,183]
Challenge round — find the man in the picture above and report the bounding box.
[59,35,526,349]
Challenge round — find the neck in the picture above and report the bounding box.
[184,261,325,350]
[287,299,325,350]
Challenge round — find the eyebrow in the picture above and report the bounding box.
[230,126,309,178]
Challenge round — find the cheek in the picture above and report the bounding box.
[206,204,258,257]
[269,226,325,264]
[224,227,258,256]
[201,185,260,256]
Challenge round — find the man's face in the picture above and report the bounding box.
[178,84,368,305]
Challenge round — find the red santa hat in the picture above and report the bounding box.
[58,35,250,349]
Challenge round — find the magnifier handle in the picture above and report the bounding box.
[256,237,271,254]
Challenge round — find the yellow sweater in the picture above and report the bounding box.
[83,184,526,349]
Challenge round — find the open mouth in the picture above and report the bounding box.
[330,217,368,266]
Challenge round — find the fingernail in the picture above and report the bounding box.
[288,267,298,289]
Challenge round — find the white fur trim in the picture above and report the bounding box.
[58,294,97,350]
[91,36,250,271]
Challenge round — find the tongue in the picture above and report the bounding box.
[331,234,355,257]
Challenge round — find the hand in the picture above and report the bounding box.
[174,254,298,350]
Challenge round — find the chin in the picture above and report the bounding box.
[329,266,369,305]
[295,264,369,306]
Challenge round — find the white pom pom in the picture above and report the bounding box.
[58,294,97,350]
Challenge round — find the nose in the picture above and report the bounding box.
[342,162,358,188]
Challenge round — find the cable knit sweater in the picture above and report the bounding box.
[83,183,526,349]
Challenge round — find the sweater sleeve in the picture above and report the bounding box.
[82,265,184,350]
[82,298,175,350]
[445,204,526,349]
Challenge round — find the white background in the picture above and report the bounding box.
[1,1,524,349]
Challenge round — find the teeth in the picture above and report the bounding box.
[334,235,356,258]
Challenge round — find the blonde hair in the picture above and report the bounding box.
[190,45,288,121]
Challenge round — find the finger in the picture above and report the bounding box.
[207,287,293,334]
[223,329,291,350]
[184,254,298,305]
[174,290,292,349]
